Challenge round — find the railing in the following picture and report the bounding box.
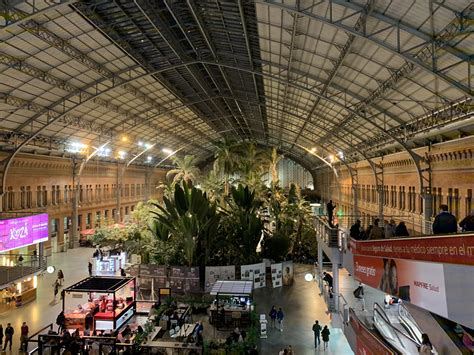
[0,254,47,287]
[27,323,54,355]
[373,302,422,354]
[314,216,339,247]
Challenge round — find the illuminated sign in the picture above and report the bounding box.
[0,214,49,252]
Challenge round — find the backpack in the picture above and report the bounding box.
[353,286,363,299]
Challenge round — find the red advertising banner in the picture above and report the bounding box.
[353,255,449,317]
[349,309,394,355]
[350,234,474,266]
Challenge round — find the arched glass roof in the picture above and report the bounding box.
[0,0,472,170]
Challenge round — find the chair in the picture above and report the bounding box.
[175,326,180,333]
[169,329,175,338]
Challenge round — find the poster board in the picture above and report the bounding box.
[241,263,266,289]
[282,261,294,286]
[271,263,283,288]
[169,266,201,293]
[205,266,236,292]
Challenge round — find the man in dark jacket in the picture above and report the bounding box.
[432,204,457,234]
[3,323,13,351]
[350,220,362,240]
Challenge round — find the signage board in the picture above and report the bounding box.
[0,213,49,252]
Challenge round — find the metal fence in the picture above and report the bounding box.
[0,254,47,287]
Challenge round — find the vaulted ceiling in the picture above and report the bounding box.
[1,0,472,171]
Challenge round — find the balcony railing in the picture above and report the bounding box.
[0,254,47,287]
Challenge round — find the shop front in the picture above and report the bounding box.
[63,276,136,331]
[0,276,38,313]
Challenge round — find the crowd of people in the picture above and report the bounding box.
[348,204,474,241]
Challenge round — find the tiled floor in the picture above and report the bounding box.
[254,264,354,355]
[0,247,94,353]
[0,249,354,355]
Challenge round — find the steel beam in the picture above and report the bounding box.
[0,0,77,32]
[292,0,376,146]
[257,0,473,96]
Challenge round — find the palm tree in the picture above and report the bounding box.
[269,147,282,186]
[166,155,200,187]
[213,138,243,195]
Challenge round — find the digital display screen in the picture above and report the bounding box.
[0,213,49,252]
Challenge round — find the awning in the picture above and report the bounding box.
[80,229,95,236]
[210,280,253,296]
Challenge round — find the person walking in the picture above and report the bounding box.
[269,306,277,329]
[20,321,29,352]
[0,324,3,349]
[433,204,457,234]
[53,279,60,301]
[321,325,330,350]
[88,261,93,276]
[3,323,14,351]
[57,269,64,286]
[276,307,284,332]
[312,320,322,348]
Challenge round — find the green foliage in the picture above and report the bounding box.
[261,234,291,262]
[166,154,200,187]
[150,182,220,267]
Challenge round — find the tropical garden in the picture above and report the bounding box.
[92,140,317,269]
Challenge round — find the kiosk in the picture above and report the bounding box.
[209,280,253,330]
[63,276,136,331]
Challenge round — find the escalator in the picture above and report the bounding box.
[373,302,424,354]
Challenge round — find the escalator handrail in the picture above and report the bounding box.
[373,304,422,347]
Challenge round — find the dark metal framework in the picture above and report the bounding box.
[0,0,473,198]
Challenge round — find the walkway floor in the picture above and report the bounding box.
[0,247,93,353]
[255,264,353,355]
[0,249,354,355]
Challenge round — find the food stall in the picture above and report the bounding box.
[0,277,38,313]
[209,280,253,329]
[63,276,136,331]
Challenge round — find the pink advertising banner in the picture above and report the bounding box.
[0,214,49,252]
[350,234,474,266]
[353,255,448,318]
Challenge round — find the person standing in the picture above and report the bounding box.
[20,321,29,352]
[57,269,64,286]
[353,283,366,311]
[369,219,384,240]
[350,220,362,240]
[384,219,396,238]
[312,320,322,348]
[326,200,336,226]
[276,307,284,332]
[3,323,14,351]
[321,325,330,350]
[56,311,66,333]
[419,333,433,354]
[0,324,3,349]
[459,210,474,232]
[322,272,333,290]
[269,306,277,329]
[120,268,126,277]
[432,204,457,234]
[88,261,93,276]
[395,221,410,237]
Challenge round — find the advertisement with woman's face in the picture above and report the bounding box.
[354,255,448,318]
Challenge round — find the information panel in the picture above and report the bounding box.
[0,213,48,252]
